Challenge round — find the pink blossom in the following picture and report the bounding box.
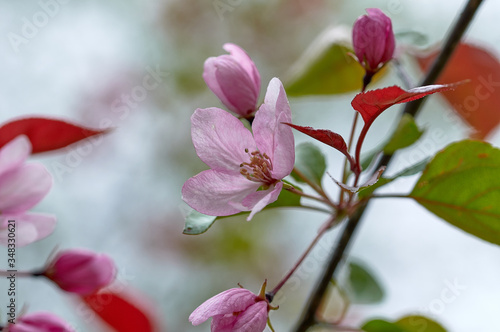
[0,214,56,247]
[352,8,395,73]
[43,248,115,295]
[0,136,55,246]
[182,78,294,220]
[6,311,74,332]
[203,43,261,117]
[189,288,269,332]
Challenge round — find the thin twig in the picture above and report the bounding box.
[292,167,331,201]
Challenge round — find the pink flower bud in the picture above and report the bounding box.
[203,43,261,117]
[352,8,395,74]
[43,248,115,295]
[189,287,269,332]
[6,311,74,332]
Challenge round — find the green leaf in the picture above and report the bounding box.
[284,26,388,96]
[358,158,430,199]
[346,261,384,304]
[384,114,424,154]
[362,320,406,332]
[183,210,217,235]
[410,140,500,245]
[183,184,304,235]
[362,315,447,332]
[396,315,447,332]
[291,143,327,187]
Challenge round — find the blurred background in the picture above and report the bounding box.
[1,0,500,331]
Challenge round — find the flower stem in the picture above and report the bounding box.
[339,112,359,206]
[286,187,337,209]
[0,270,36,277]
[267,215,337,301]
[352,123,369,187]
[340,73,369,204]
[294,1,484,330]
[299,205,335,214]
[292,167,330,201]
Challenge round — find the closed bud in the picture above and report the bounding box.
[203,43,261,117]
[42,248,115,295]
[352,8,395,75]
[189,281,273,332]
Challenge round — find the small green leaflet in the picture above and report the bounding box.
[358,158,430,199]
[291,143,327,187]
[384,114,424,155]
[346,261,384,304]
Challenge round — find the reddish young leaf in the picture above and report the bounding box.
[283,122,348,154]
[351,84,458,127]
[283,122,357,172]
[0,117,110,154]
[82,288,158,332]
[416,42,500,139]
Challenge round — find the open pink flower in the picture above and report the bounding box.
[42,248,116,295]
[0,136,55,246]
[352,8,395,74]
[182,78,294,220]
[6,311,74,332]
[203,43,261,117]
[189,287,269,332]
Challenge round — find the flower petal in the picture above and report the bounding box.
[244,182,283,221]
[0,213,56,247]
[182,169,260,217]
[191,108,257,172]
[214,58,259,115]
[0,163,52,213]
[204,56,258,116]
[189,288,257,326]
[353,8,394,71]
[253,78,295,179]
[223,43,261,95]
[210,314,238,332]
[232,301,268,332]
[0,135,30,176]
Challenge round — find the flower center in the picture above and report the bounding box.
[240,149,275,185]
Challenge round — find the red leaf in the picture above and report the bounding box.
[283,122,349,155]
[82,288,159,332]
[416,42,500,139]
[351,84,458,127]
[0,117,110,154]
